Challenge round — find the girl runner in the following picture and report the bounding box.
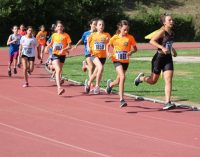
[73,18,97,78]
[36,25,47,64]
[134,13,177,110]
[45,21,72,95]
[18,24,27,36]
[106,20,137,107]
[19,26,38,87]
[46,24,56,80]
[7,25,21,76]
[17,24,27,68]
[85,19,111,94]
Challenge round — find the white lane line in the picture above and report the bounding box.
[0,122,111,157]
[0,94,200,150]
[1,92,200,129]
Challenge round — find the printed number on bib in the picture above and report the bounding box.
[53,43,63,51]
[165,41,173,49]
[165,41,173,54]
[94,42,105,51]
[40,34,46,39]
[116,51,128,60]
[24,48,32,55]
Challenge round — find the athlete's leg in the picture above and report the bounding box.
[141,73,160,85]
[163,70,173,103]
[88,57,103,87]
[115,65,126,101]
[40,45,45,63]
[22,57,29,84]
[85,57,94,79]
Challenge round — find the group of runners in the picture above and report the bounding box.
[6,13,177,110]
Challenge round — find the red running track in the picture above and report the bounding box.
[68,42,200,56]
[0,49,200,157]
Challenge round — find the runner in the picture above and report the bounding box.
[134,13,177,110]
[17,24,27,68]
[106,20,137,107]
[45,24,56,81]
[72,18,97,78]
[45,21,72,95]
[18,24,27,36]
[6,25,21,77]
[19,26,38,87]
[36,25,47,64]
[85,19,111,94]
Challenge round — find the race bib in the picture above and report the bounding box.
[165,41,173,54]
[116,51,128,60]
[165,41,173,49]
[53,43,63,51]
[23,48,32,55]
[94,42,105,51]
[40,34,46,39]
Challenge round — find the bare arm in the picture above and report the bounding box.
[172,47,177,57]
[106,43,113,59]
[73,39,83,49]
[7,35,16,45]
[19,45,23,56]
[129,45,137,56]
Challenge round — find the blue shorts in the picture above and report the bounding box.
[51,54,66,63]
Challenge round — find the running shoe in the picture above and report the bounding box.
[57,88,65,95]
[84,79,90,93]
[8,70,12,77]
[13,68,17,74]
[105,79,112,94]
[82,61,87,72]
[134,73,144,86]
[93,86,100,94]
[22,82,29,88]
[163,102,176,110]
[120,99,127,108]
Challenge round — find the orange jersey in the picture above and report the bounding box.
[109,34,136,63]
[88,32,111,58]
[36,31,47,45]
[51,32,72,56]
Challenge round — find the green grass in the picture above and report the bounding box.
[133,49,200,57]
[63,50,200,105]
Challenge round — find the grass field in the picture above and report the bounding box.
[63,49,200,105]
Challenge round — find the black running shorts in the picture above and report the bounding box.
[151,52,174,74]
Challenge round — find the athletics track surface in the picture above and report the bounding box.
[0,43,200,157]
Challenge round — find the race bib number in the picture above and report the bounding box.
[53,43,63,51]
[116,51,128,60]
[94,42,105,51]
[165,41,173,54]
[23,48,32,55]
[40,34,46,39]
[165,41,173,49]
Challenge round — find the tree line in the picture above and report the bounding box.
[0,0,197,46]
